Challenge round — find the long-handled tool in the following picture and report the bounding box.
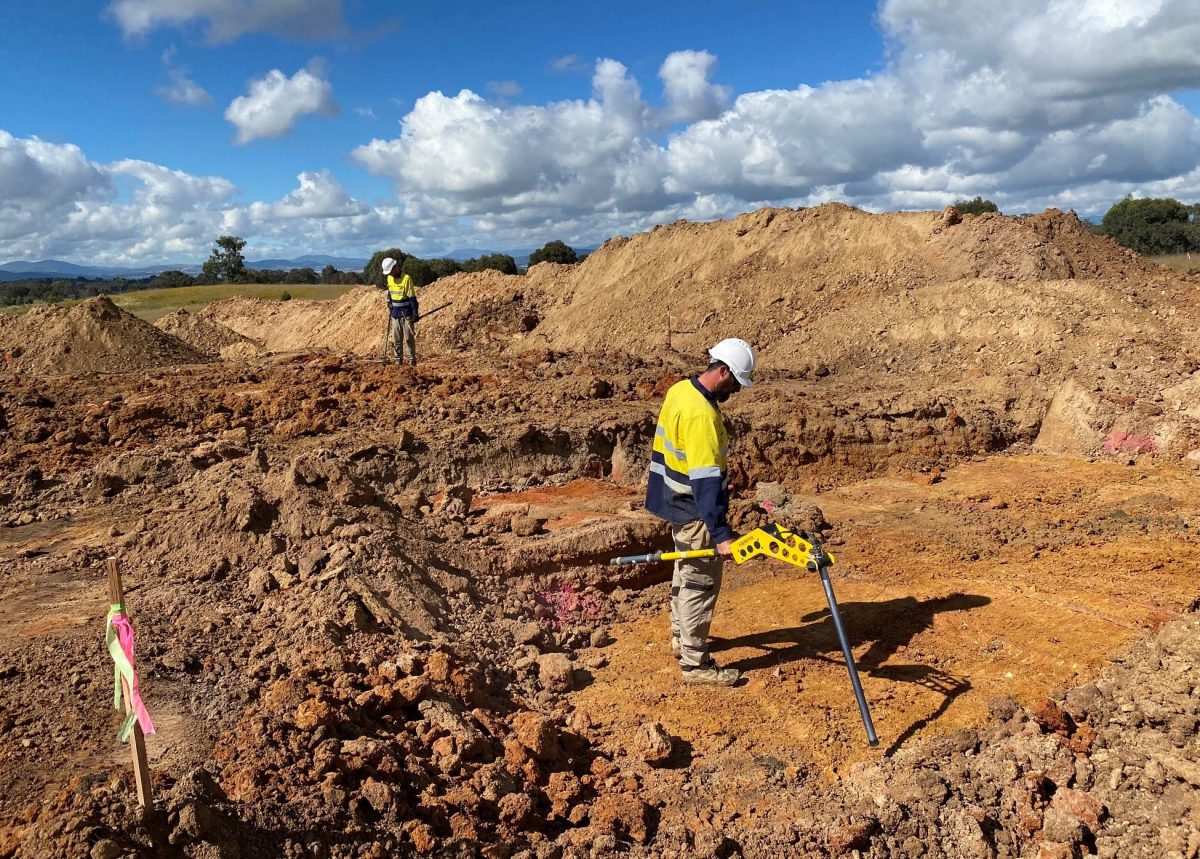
[380,302,392,363]
[611,522,879,747]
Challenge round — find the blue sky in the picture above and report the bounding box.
[1,0,1198,266]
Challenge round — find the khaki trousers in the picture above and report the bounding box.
[669,519,723,669]
[390,316,416,364]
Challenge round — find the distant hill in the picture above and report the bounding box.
[0,248,595,281]
[434,248,505,262]
[246,255,367,271]
[432,247,597,268]
[0,255,368,281]
[0,260,186,280]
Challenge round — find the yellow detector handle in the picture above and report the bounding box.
[730,523,835,567]
[609,523,833,568]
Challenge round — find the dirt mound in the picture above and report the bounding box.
[202,274,540,360]
[0,296,210,375]
[411,269,541,353]
[522,204,1176,357]
[154,308,265,359]
[191,205,1192,388]
[201,288,383,356]
[2,345,1199,857]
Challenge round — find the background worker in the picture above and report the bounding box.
[382,257,419,366]
[645,337,756,686]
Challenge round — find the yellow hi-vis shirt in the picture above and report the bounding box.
[386,273,417,318]
[645,377,733,543]
[387,273,415,302]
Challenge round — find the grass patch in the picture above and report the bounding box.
[1148,253,1199,273]
[1,283,354,322]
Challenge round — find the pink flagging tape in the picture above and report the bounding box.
[106,611,156,741]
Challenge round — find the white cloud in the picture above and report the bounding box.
[658,50,731,125]
[550,54,588,74]
[156,68,214,107]
[351,60,663,217]
[107,0,348,43]
[0,131,400,265]
[0,132,112,242]
[347,0,1200,249]
[225,66,338,144]
[354,106,376,118]
[248,170,368,219]
[487,80,523,101]
[9,0,1200,265]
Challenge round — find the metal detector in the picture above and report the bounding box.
[611,522,879,746]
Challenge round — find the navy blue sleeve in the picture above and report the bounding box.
[692,475,734,544]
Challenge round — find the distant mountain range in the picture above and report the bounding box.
[0,246,596,281]
[0,255,368,282]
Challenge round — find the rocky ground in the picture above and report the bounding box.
[1,205,1199,858]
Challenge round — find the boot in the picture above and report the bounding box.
[681,658,739,686]
[670,636,681,658]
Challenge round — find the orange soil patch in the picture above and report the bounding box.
[473,478,640,531]
[572,455,1200,777]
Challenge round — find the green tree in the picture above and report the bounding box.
[427,258,462,280]
[528,240,579,266]
[250,269,284,284]
[952,196,999,215]
[462,253,518,275]
[280,291,292,301]
[402,256,437,287]
[1101,196,1199,255]
[201,235,247,283]
[153,269,196,288]
[320,264,341,284]
[286,267,318,284]
[363,248,408,287]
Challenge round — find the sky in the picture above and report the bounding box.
[1,0,1199,266]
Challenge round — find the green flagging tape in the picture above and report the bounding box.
[105,608,138,742]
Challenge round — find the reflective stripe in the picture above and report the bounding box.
[688,465,723,480]
[650,461,691,494]
[682,582,713,592]
[655,425,686,459]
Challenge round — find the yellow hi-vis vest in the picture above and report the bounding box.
[387,273,415,302]
[645,377,733,542]
[386,273,418,319]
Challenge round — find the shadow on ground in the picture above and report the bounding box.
[713,593,989,751]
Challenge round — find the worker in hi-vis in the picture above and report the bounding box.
[645,338,756,686]
[382,257,419,366]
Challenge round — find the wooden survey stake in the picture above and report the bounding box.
[106,557,154,815]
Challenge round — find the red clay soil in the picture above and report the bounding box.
[1,205,1199,859]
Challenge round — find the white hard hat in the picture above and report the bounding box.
[708,338,756,387]
[381,257,397,275]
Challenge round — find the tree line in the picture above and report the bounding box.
[7,194,1195,308]
[951,195,1200,256]
[0,275,156,307]
[0,236,585,306]
[201,236,583,289]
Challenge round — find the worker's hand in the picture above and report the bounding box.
[716,539,735,559]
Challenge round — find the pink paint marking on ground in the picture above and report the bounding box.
[1102,431,1158,454]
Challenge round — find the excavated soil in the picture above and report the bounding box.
[2,205,1200,859]
[154,310,264,360]
[0,297,210,375]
